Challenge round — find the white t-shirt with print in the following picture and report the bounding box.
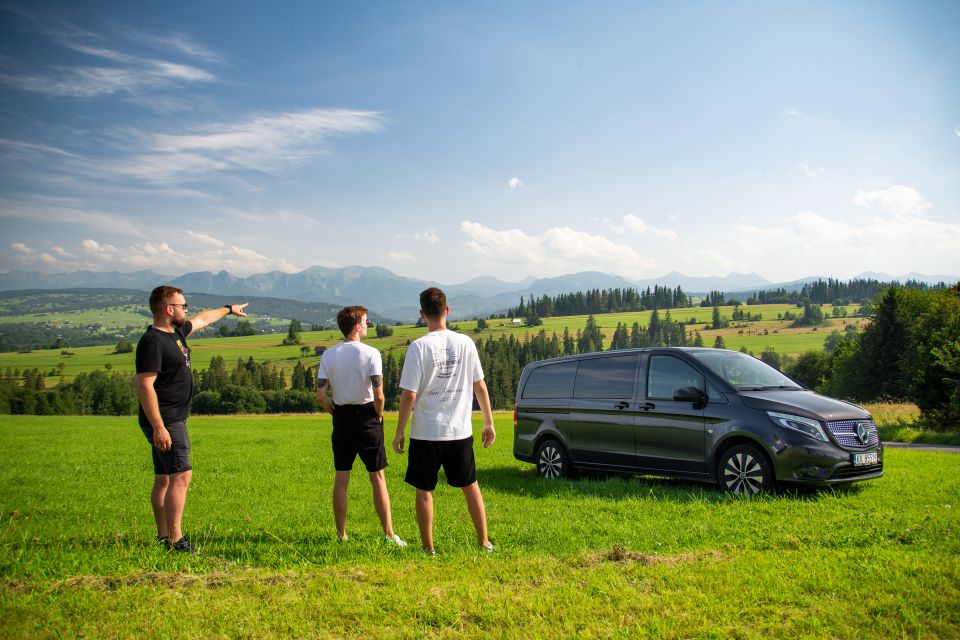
[317,341,382,406]
[399,329,484,441]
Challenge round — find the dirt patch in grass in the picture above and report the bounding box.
[29,570,300,593]
[577,545,725,567]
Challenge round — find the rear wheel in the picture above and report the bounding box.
[535,439,570,479]
[718,444,773,496]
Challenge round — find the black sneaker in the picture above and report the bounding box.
[156,535,169,548]
[169,536,197,555]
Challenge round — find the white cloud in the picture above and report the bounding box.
[854,185,932,217]
[388,251,415,261]
[75,237,300,275]
[729,201,960,280]
[186,230,225,247]
[460,220,657,277]
[11,242,35,254]
[508,177,524,190]
[620,214,678,240]
[412,230,440,244]
[51,246,73,257]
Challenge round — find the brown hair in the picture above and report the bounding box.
[149,285,184,315]
[419,287,446,320]
[336,305,368,337]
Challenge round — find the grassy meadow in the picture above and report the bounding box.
[1,412,958,638]
[0,303,865,383]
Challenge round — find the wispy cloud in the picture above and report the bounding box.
[0,9,218,99]
[783,106,814,121]
[508,177,524,190]
[186,230,225,248]
[0,200,147,238]
[102,108,385,183]
[388,251,415,261]
[798,162,825,179]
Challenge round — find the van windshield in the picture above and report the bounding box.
[690,350,802,391]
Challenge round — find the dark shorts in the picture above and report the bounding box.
[404,436,476,491]
[140,420,192,475]
[332,403,387,472]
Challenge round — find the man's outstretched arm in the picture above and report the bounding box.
[188,303,249,335]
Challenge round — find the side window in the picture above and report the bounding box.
[647,356,703,399]
[573,354,638,399]
[522,361,577,399]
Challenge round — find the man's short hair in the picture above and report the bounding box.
[419,287,446,320]
[337,305,368,337]
[149,285,184,315]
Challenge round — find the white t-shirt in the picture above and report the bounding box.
[317,341,382,406]
[399,329,484,441]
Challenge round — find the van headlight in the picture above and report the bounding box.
[766,411,829,443]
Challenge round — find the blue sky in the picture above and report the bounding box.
[1,1,958,283]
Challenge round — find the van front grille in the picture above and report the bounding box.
[826,419,879,448]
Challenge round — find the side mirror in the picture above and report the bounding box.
[673,386,706,403]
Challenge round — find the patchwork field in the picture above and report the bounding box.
[0,303,864,383]
[1,413,957,638]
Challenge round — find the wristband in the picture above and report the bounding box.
[224,304,233,315]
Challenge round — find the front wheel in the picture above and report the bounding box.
[718,444,774,496]
[535,439,570,479]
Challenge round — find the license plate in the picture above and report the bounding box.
[852,451,878,466]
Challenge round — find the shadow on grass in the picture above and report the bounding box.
[480,465,865,503]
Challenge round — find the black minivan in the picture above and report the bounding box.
[513,347,883,495]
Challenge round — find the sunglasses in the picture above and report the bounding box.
[168,303,189,311]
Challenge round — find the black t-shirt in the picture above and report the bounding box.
[136,321,193,428]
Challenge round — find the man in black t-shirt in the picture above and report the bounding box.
[135,285,247,553]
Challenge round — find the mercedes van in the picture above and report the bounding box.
[513,347,883,495]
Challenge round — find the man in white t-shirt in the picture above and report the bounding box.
[317,306,405,547]
[392,288,496,555]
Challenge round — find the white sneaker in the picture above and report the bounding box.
[385,534,408,548]
[479,541,494,553]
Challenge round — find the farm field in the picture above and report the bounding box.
[1,413,957,638]
[0,303,864,383]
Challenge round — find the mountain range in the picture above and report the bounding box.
[0,267,955,322]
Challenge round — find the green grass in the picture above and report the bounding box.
[1,413,958,638]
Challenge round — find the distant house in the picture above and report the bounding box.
[314,346,327,356]
[512,318,522,325]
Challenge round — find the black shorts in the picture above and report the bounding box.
[140,420,192,475]
[404,436,476,491]
[332,403,387,472]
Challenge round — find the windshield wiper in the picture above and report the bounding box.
[736,385,801,391]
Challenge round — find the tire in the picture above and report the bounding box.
[718,444,774,496]
[535,439,570,479]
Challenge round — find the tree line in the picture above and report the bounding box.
[506,285,691,319]
[745,278,948,306]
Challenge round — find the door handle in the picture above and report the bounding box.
[615,401,629,410]
[640,402,655,411]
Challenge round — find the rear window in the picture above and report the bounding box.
[573,354,638,399]
[521,361,577,399]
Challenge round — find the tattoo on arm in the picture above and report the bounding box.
[317,378,329,390]
[370,375,383,388]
